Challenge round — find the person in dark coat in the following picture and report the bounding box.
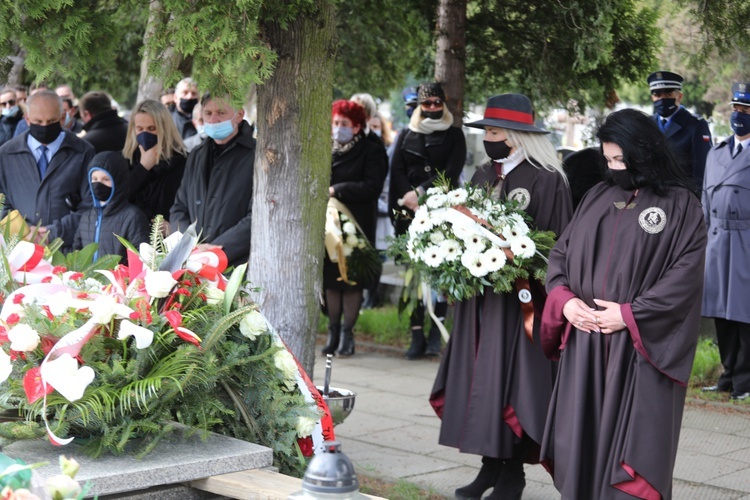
[389,82,467,360]
[322,99,387,357]
[430,94,572,500]
[540,109,706,500]
[170,78,199,140]
[701,82,750,401]
[123,99,187,222]
[79,91,129,153]
[0,87,24,147]
[0,90,95,248]
[648,70,712,192]
[170,92,255,268]
[561,146,604,210]
[74,152,149,262]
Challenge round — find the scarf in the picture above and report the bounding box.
[408,107,453,134]
[332,133,362,157]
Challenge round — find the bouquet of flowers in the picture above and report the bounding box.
[325,198,381,286]
[0,454,86,500]
[0,219,331,477]
[390,179,557,303]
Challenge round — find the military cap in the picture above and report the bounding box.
[731,82,750,107]
[647,70,683,92]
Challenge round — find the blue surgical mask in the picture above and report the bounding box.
[332,126,354,144]
[731,111,750,137]
[204,115,236,141]
[1,105,18,117]
[136,131,159,151]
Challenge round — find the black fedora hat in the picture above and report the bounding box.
[465,94,548,134]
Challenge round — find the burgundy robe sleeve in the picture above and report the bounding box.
[624,199,707,384]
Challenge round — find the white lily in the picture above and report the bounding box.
[89,295,135,324]
[118,320,154,349]
[41,353,95,402]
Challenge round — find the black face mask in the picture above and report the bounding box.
[29,122,62,145]
[484,140,512,161]
[653,98,677,118]
[179,98,198,115]
[608,169,637,190]
[91,182,113,202]
[422,109,444,120]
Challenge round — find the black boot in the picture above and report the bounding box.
[455,457,503,500]
[337,327,355,356]
[321,324,340,355]
[485,459,525,500]
[425,323,443,357]
[405,327,426,360]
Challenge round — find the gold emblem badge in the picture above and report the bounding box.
[507,188,531,210]
[638,207,667,234]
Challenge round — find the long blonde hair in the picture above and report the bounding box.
[504,128,567,183]
[123,99,186,162]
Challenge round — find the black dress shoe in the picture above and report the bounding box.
[730,391,750,401]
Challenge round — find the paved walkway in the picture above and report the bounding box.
[313,347,750,499]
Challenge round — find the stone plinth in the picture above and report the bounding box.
[3,428,273,498]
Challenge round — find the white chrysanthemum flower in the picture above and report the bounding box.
[8,324,39,352]
[425,193,449,209]
[427,186,447,195]
[240,310,268,340]
[481,247,507,273]
[342,221,357,235]
[439,239,461,261]
[409,211,435,234]
[510,236,536,259]
[470,189,484,201]
[447,188,468,205]
[422,245,446,268]
[345,234,359,247]
[501,219,530,240]
[464,234,488,253]
[429,231,446,244]
[461,252,489,277]
[407,238,421,260]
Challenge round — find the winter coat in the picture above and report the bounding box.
[388,126,466,234]
[74,151,150,262]
[171,109,197,140]
[0,131,95,247]
[702,136,750,323]
[324,134,388,290]
[170,121,255,267]
[127,148,187,222]
[81,109,129,153]
[0,110,23,147]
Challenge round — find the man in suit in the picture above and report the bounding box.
[0,90,95,247]
[648,70,712,192]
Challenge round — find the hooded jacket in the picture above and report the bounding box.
[74,151,150,262]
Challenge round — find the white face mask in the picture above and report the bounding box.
[332,126,354,144]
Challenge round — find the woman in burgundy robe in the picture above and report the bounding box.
[429,94,572,500]
[540,109,707,500]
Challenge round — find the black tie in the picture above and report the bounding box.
[734,143,743,159]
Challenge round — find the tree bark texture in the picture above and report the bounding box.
[136,1,180,103]
[434,0,466,127]
[252,1,337,375]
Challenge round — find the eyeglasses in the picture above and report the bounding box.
[0,99,16,107]
[421,99,443,108]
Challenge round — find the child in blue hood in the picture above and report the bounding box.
[74,151,150,262]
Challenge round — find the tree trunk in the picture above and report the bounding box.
[434,0,467,127]
[252,1,337,375]
[136,1,181,103]
[5,48,26,86]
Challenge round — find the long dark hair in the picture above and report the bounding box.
[596,108,694,196]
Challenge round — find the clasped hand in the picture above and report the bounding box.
[562,297,625,334]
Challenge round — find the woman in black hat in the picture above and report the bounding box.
[428,94,572,500]
[389,82,467,359]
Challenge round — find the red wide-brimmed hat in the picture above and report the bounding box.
[465,93,548,134]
